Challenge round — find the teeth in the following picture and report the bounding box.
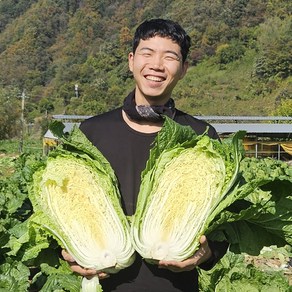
[146,76,164,82]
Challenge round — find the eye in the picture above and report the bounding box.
[142,52,152,57]
[165,55,180,61]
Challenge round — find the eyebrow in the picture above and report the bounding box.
[139,47,181,60]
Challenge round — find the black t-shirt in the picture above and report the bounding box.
[80,107,219,216]
[79,107,223,292]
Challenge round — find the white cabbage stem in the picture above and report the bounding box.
[81,276,102,292]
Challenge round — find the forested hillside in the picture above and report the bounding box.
[0,0,291,139]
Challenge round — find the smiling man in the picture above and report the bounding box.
[62,19,228,291]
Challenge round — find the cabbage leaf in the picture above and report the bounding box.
[209,156,292,255]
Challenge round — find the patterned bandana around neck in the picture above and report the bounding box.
[123,91,176,122]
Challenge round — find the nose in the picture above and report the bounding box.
[150,54,164,70]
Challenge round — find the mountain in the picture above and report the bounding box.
[0,0,291,139]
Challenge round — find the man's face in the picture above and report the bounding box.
[128,36,188,105]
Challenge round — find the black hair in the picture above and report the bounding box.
[132,19,191,63]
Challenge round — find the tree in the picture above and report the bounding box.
[273,99,292,117]
[39,98,55,115]
[216,40,246,66]
[0,87,22,139]
[253,17,292,79]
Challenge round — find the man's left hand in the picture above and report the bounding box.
[158,235,212,272]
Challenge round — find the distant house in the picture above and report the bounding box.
[195,115,292,160]
[43,122,80,155]
[43,115,91,154]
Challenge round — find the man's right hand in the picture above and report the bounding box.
[61,249,109,279]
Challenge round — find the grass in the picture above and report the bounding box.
[174,49,287,116]
[0,138,43,178]
[0,138,43,155]
[0,154,16,177]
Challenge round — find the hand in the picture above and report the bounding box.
[158,235,212,272]
[61,249,109,279]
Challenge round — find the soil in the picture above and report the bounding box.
[245,255,292,285]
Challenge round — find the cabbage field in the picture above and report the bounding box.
[0,124,291,291]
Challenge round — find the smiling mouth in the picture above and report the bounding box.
[145,75,165,82]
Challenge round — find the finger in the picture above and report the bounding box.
[85,272,109,280]
[159,259,181,269]
[69,262,98,277]
[98,272,110,279]
[159,257,194,266]
[199,235,207,245]
[158,264,181,272]
[158,262,194,272]
[159,259,195,270]
[61,249,76,262]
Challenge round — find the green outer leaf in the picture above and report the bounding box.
[208,177,292,255]
[49,120,65,139]
[57,125,120,190]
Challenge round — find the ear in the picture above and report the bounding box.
[180,61,189,79]
[128,52,134,72]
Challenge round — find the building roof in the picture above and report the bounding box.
[52,114,92,120]
[194,116,292,136]
[194,115,292,122]
[211,123,291,134]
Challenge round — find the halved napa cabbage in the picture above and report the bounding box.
[29,126,135,291]
[131,118,243,262]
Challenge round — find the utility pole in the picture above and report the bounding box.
[19,90,26,153]
[75,84,79,98]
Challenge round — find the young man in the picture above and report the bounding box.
[62,18,228,291]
